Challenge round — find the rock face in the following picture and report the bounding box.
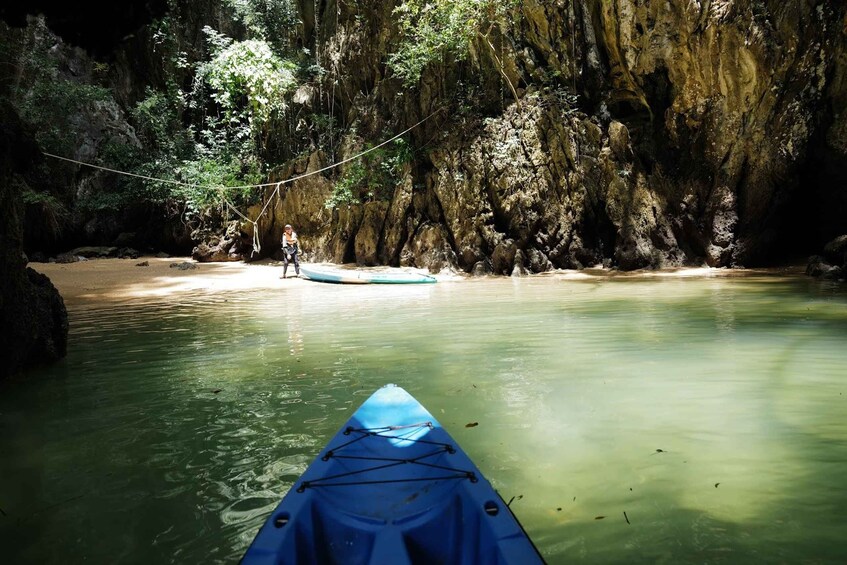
[192,221,252,262]
[807,235,847,280]
[0,0,166,379]
[4,1,847,277]
[258,0,847,274]
[0,101,68,380]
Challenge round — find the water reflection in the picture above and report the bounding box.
[1,274,846,563]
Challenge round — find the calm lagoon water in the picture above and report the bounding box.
[2,271,846,563]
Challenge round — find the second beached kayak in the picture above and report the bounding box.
[299,265,437,284]
[242,384,542,564]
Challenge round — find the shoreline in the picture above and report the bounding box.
[30,257,809,308]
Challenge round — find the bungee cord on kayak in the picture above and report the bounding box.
[296,422,477,492]
[41,108,442,255]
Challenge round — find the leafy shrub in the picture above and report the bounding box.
[387,0,516,86]
[222,0,299,52]
[326,138,414,208]
[198,28,297,134]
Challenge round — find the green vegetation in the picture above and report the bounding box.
[198,28,297,139]
[1,2,304,222]
[387,0,516,87]
[19,180,68,237]
[121,16,300,214]
[222,0,299,53]
[326,139,413,208]
[127,85,264,215]
[3,29,111,155]
[3,0,454,235]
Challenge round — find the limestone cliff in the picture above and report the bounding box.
[3,1,846,276]
[258,0,847,273]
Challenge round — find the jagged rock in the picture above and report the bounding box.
[806,256,842,280]
[355,202,389,266]
[491,240,518,276]
[55,253,82,263]
[511,250,528,277]
[400,224,457,273]
[257,0,847,273]
[471,260,493,277]
[327,206,364,263]
[608,121,632,161]
[8,1,847,277]
[0,100,68,379]
[191,221,250,262]
[526,248,553,273]
[823,235,847,265]
[135,260,149,267]
[117,247,140,259]
[807,235,847,280]
[169,262,196,270]
[113,232,137,247]
[70,246,118,258]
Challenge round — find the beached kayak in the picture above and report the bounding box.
[242,384,542,564]
[299,265,437,284]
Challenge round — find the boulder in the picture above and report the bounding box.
[70,246,118,258]
[807,235,847,280]
[823,235,847,266]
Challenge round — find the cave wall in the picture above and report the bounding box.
[260,0,847,272]
[0,101,68,380]
[3,1,845,276]
[0,0,166,380]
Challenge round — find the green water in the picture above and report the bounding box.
[2,273,846,563]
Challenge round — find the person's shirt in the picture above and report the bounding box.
[282,231,298,249]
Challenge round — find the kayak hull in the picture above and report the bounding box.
[242,384,541,564]
[299,265,436,284]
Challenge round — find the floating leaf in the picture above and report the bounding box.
[715,483,720,488]
[465,422,478,428]
[212,389,222,394]
[595,515,606,520]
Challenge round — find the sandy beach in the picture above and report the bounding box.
[31,257,301,304]
[30,257,804,308]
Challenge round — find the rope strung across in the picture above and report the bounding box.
[295,422,477,492]
[42,109,442,254]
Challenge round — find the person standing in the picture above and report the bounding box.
[281,224,300,278]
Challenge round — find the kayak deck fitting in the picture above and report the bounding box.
[298,265,437,284]
[242,384,542,564]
